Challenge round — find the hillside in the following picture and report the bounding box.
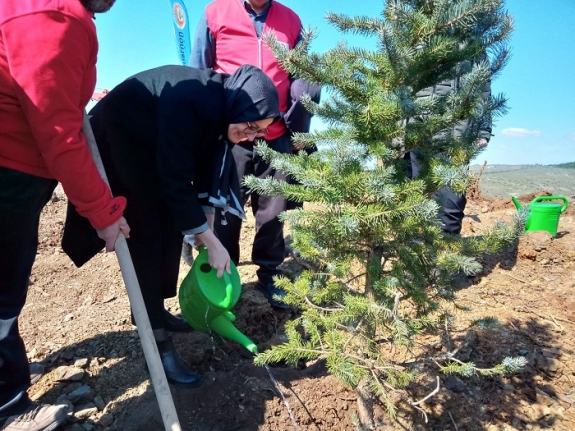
[471,164,575,198]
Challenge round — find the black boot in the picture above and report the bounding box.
[161,309,193,333]
[131,309,193,333]
[156,338,203,388]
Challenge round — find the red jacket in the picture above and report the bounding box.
[205,0,301,140]
[0,0,125,229]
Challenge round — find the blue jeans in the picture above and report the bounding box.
[0,167,57,414]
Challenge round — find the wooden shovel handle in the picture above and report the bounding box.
[82,113,182,431]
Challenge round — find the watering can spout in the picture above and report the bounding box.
[511,196,522,210]
[210,314,258,354]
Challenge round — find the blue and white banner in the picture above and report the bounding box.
[169,0,191,66]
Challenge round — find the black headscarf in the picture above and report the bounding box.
[196,66,280,223]
[223,64,280,125]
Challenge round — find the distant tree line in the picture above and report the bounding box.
[552,161,575,169]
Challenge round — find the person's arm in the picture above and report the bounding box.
[155,79,231,275]
[204,208,216,231]
[195,228,231,277]
[283,29,322,149]
[284,78,322,134]
[3,11,126,232]
[190,12,216,69]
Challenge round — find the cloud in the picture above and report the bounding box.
[500,128,541,137]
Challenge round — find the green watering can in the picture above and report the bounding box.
[511,195,569,236]
[178,246,258,354]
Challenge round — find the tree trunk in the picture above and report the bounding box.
[354,246,384,430]
[355,378,375,430]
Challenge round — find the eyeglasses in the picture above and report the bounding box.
[243,121,269,137]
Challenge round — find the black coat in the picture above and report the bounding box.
[414,74,492,141]
[63,64,279,266]
[89,66,230,232]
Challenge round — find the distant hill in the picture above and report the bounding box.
[470,161,575,174]
[469,163,575,198]
[470,164,534,174]
[554,162,575,170]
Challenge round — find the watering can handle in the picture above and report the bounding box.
[218,272,233,309]
[532,196,569,213]
[197,246,234,309]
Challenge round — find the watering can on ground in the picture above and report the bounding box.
[179,246,258,354]
[511,195,569,236]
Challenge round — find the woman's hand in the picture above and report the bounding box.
[205,212,215,231]
[476,137,489,148]
[195,229,231,278]
[97,216,130,252]
[191,213,215,248]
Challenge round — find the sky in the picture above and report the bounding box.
[91,0,575,166]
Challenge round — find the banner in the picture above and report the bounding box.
[169,0,191,66]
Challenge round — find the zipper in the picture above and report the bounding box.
[258,37,263,69]
[256,18,266,70]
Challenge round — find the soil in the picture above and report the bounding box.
[21,182,575,431]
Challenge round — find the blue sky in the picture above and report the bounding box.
[92,0,575,165]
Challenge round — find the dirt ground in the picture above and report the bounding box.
[21,184,575,431]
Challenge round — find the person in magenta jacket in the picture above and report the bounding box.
[191,0,319,308]
[0,1,129,429]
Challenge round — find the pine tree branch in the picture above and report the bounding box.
[400,329,476,368]
[342,317,365,350]
[372,369,398,393]
[435,4,492,37]
[282,346,402,373]
[405,376,441,423]
[304,295,343,312]
[410,376,440,407]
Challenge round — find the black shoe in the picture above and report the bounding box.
[131,309,193,333]
[255,282,290,309]
[156,339,203,388]
[162,309,193,333]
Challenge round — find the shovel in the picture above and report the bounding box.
[82,113,182,431]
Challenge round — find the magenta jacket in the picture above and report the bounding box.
[204,0,301,140]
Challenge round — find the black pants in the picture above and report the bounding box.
[0,167,57,413]
[434,187,467,235]
[407,151,467,235]
[215,133,292,285]
[121,198,182,329]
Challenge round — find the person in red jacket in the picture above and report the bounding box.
[0,1,129,430]
[191,0,320,308]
